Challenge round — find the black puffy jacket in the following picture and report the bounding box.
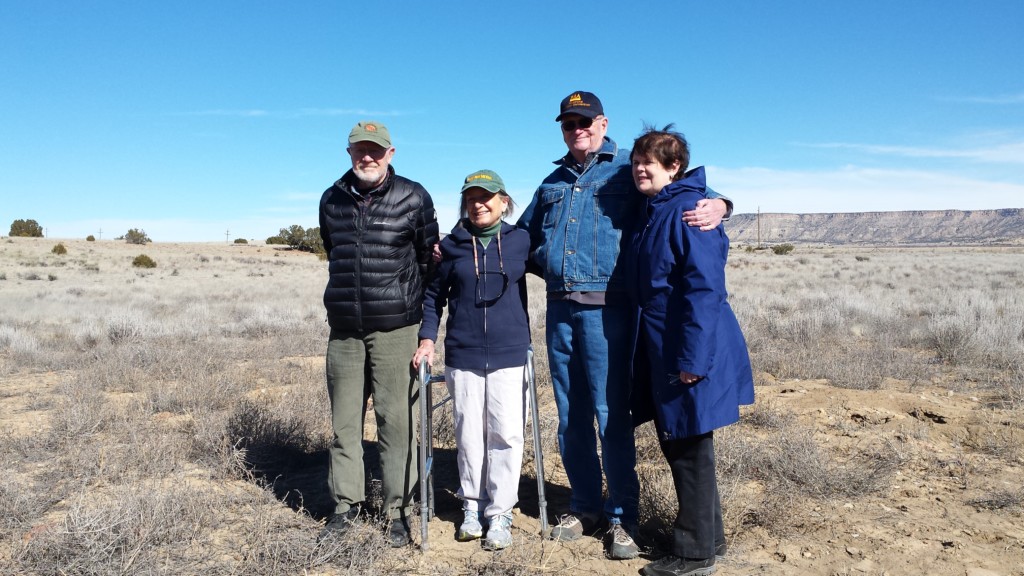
[318,166,439,333]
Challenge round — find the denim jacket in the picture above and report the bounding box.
[517,137,729,295]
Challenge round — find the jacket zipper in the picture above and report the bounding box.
[480,236,489,374]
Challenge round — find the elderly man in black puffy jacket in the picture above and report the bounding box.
[316,120,439,547]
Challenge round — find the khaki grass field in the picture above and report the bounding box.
[1,236,1022,575]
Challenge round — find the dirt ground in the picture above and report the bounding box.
[3,368,1021,576]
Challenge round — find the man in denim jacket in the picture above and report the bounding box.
[517,91,730,560]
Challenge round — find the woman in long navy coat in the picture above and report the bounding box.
[627,126,754,576]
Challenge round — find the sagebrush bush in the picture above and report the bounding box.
[929,314,978,365]
[86,234,96,241]
[772,243,795,255]
[132,254,157,268]
[123,228,151,244]
[51,243,67,255]
[234,238,248,244]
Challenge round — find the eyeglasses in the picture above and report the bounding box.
[560,116,600,132]
[475,270,509,305]
[349,144,388,160]
[473,233,509,306]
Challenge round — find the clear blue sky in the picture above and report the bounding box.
[2,1,1022,241]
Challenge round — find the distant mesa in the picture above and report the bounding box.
[725,208,1024,245]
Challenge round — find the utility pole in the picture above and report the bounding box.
[98,228,103,240]
[756,206,762,249]
[225,229,230,244]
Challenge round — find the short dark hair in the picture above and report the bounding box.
[631,124,690,180]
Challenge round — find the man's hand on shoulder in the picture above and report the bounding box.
[682,198,728,231]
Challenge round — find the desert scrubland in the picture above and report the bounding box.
[1,237,1022,576]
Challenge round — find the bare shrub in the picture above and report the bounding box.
[998,363,1024,409]
[0,475,59,533]
[226,398,320,474]
[13,484,210,575]
[929,314,978,365]
[106,314,144,345]
[187,407,250,479]
[966,489,1024,513]
[0,325,41,371]
[743,398,790,429]
[49,377,114,438]
[306,516,403,575]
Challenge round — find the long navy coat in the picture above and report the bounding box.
[628,167,754,440]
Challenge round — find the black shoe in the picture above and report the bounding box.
[641,555,716,576]
[714,542,728,560]
[317,506,361,543]
[387,517,412,548]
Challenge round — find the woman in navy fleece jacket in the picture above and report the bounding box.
[412,169,531,551]
[628,126,754,576]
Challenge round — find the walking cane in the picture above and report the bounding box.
[526,346,550,537]
[418,360,446,551]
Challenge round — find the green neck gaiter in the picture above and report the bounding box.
[467,220,501,248]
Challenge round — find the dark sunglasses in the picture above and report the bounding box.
[560,117,598,132]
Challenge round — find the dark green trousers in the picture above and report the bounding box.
[326,324,418,520]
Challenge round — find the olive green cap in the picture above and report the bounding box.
[348,120,391,148]
[461,169,505,194]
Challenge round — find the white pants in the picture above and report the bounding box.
[445,364,528,518]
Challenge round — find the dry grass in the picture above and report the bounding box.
[1,238,1023,574]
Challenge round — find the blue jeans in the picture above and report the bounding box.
[546,300,639,526]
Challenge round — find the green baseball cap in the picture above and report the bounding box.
[348,120,392,148]
[461,169,505,194]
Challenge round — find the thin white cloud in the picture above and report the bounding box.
[939,92,1024,105]
[708,165,1024,215]
[799,141,1024,164]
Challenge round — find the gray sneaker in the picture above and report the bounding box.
[457,509,484,541]
[605,522,640,559]
[548,513,601,541]
[483,512,513,550]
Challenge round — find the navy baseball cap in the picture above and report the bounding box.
[555,91,604,121]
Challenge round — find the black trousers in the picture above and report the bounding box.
[659,431,724,559]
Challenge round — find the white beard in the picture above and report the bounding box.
[353,166,386,188]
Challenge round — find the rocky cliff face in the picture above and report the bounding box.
[724,208,1024,245]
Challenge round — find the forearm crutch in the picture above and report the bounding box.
[526,346,550,537]
[418,360,448,551]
